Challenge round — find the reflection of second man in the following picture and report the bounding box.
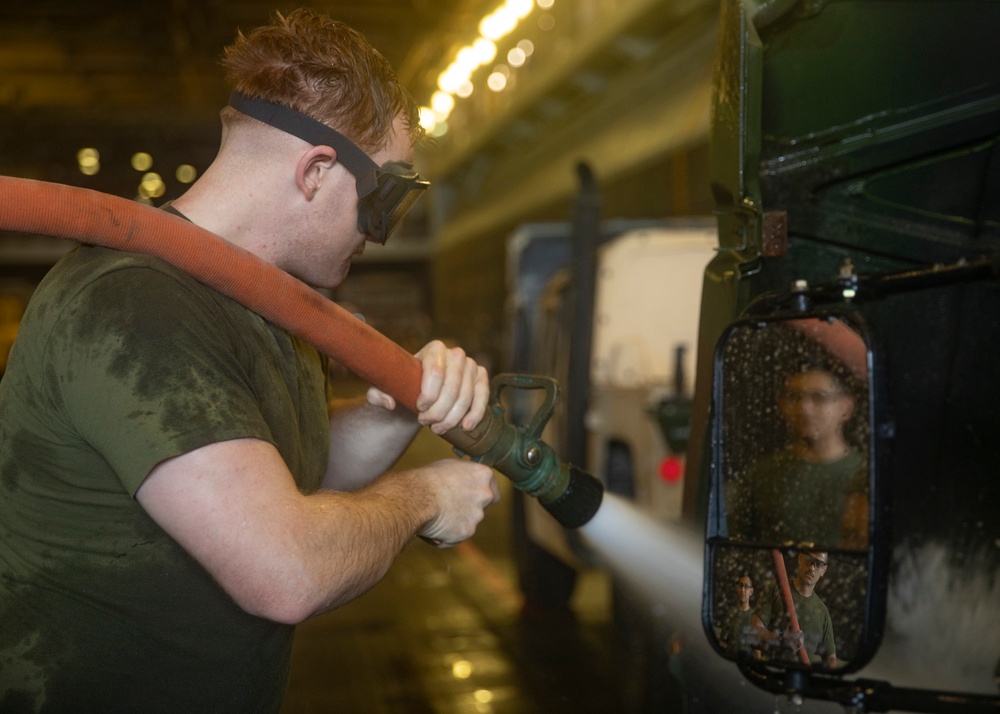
[751,551,837,668]
[721,574,755,655]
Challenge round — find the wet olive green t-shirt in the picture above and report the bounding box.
[721,606,755,655]
[726,449,867,548]
[753,581,836,665]
[0,245,331,713]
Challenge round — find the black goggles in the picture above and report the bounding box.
[228,91,429,244]
[803,553,829,568]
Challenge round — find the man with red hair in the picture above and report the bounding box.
[0,10,498,712]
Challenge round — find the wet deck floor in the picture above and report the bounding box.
[279,427,622,714]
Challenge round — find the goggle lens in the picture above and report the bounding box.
[358,162,429,244]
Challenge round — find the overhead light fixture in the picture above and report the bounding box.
[421,0,549,136]
[431,91,455,116]
[507,47,526,67]
[486,71,508,92]
[77,147,100,176]
[139,172,165,199]
[472,38,497,65]
[175,164,197,184]
[131,152,153,172]
[480,7,517,41]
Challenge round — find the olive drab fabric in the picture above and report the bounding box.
[0,245,330,712]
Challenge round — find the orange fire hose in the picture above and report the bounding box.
[0,176,424,411]
[771,549,812,666]
[0,176,606,527]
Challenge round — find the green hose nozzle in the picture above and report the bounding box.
[443,374,604,528]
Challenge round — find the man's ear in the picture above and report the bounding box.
[295,145,337,200]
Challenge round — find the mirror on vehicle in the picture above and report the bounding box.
[704,313,880,674]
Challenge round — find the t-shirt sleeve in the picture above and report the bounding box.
[821,613,836,656]
[45,264,274,495]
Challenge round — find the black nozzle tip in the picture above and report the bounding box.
[542,466,604,529]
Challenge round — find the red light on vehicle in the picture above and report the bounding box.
[659,456,683,483]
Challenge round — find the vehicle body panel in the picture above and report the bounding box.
[694,0,1000,702]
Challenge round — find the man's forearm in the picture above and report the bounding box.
[324,396,421,491]
[275,472,436,619]
[140,437,497,627]
[138,439,437,625]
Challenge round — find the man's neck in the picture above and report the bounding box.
[171,182,278,266]
[793,436,850,463]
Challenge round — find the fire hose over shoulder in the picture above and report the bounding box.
[0,176,603,528]
[771,549,812,666]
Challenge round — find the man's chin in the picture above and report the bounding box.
[333,261,353,286]
[305,265,350,291]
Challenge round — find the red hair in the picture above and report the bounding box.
[220,9,423,153]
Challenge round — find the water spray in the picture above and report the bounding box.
[0,177,603,528]
[580,494,789,711]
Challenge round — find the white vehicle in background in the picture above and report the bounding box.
[504,214,716,709]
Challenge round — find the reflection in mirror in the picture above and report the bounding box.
[721,317,871,551]
[709,544,868,671]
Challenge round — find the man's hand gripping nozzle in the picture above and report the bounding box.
[442,374,604,529]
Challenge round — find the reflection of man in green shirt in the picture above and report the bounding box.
[728,368,868,549]
[751,552,837,668]
[720,574,755,655]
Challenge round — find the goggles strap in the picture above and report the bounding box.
[228,91,377,187]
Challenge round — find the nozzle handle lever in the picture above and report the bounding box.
[443,374,603,528]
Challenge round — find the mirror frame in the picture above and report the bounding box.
[702,307,890,676]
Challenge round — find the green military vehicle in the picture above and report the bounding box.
[693,0,1000,711]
